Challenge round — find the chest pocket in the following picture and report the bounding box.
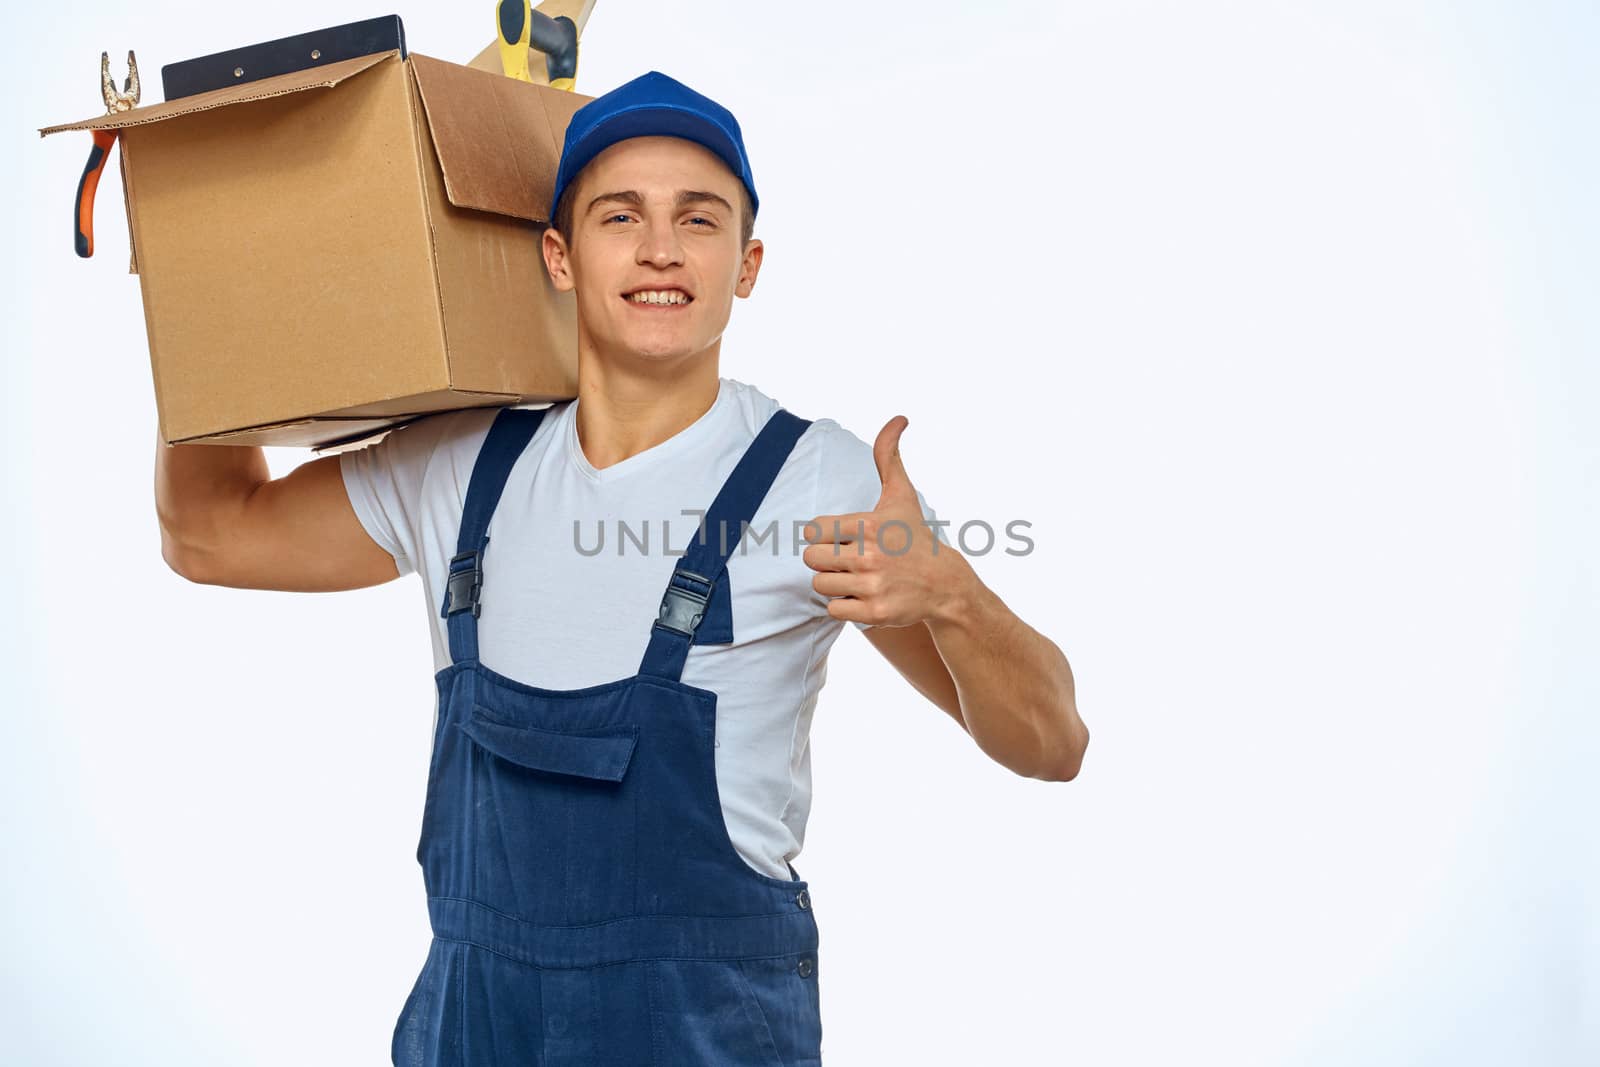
[458,710,639,782]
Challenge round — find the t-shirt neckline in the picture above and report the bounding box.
[565,377,729,483]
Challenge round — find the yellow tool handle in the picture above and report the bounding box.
[494,2,581,89]
[497,0,534,82]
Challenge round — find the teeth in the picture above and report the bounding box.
[627,290,690,305]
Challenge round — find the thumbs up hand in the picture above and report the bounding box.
[803,416,971,629]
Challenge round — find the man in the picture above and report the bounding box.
[155,69,1087,1066]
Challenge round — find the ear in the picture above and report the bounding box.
[543,226,575,293]
[735,238,764,299]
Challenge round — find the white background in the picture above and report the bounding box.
[4,1,1595,1064]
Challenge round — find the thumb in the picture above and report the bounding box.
[872,415,916,508]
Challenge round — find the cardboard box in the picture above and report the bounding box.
[40,50,590,449]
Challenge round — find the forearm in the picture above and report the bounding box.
[925,556,1088,781]
[154,423,269,574]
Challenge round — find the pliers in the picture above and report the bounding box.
[74,50,140,258]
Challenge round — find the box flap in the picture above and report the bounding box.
[170,389,541,450]
[407,52,590,224]
[37,49,400,137]
[179,415,414,449]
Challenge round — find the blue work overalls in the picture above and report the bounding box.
[391,403,824,1066]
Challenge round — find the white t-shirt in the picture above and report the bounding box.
[339,376,942,881]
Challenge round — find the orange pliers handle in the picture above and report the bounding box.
[74,128,119,259]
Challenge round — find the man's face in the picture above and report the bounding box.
[542,135,761,367]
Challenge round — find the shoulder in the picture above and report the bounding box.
[719,378,876,500]
[339,403,563,491]
[720,377,868,471]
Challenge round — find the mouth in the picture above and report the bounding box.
[621,287,694,310]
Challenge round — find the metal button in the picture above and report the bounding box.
[797,957,814,978]
[796,889,810,910]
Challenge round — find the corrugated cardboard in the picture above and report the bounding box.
[40,50,589,449]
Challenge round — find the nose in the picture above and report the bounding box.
[635,214,684,269]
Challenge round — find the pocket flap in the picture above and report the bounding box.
[458,712,638,782]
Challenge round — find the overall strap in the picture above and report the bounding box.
[442,406,550,665]
[638,408,813,682]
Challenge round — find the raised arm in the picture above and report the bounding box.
[805,415,1088,781]
[155,425,399,592]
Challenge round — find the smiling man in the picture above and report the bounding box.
[155,70,1086,1066]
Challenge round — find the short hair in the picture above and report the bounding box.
[551,170,756,250]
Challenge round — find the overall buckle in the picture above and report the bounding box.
[656,567,714,636]
[444,547,485,618]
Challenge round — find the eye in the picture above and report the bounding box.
[687,216,715,227]
[603,213,633,224]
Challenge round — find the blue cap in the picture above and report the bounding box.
[549,70,758,228]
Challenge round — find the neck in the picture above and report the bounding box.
[572,352,722,471]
